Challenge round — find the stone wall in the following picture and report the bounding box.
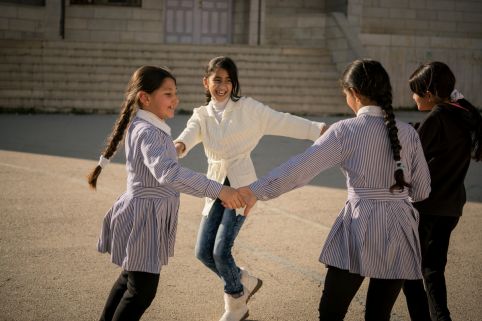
[263,0,326,48]
[344,0,482,107]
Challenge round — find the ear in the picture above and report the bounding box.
[349,88,362,102]
[425,91,434,102]
[202,77,209,90]
[138,91,150,107]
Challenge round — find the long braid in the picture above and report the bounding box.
[87,97,136,189]
[379,94,411,192]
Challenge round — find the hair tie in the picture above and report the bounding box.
[450,89,464,102]
[98,155,110,169]
[395,161,405,170]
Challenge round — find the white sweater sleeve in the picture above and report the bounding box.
[248,97,324,141]
[173,110,202,158]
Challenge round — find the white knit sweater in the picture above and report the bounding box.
[174,96,325,215]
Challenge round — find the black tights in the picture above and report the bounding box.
[319,266,404,321]
[99,270,160,321]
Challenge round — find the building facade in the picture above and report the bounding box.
[1,0,481,111]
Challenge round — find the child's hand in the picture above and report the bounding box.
[320,124,330,136]
[238,186,257,216]
[174,142,186,156]
[219,186,246,210]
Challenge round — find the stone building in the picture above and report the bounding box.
[0,0,481,114]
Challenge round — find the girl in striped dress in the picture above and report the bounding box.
[239,59,432,321]
[87,66,244,321]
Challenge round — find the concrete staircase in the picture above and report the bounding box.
[0,40,345,115]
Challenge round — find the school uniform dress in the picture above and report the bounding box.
[97,109,222,274]
[250,106,431,280]
[174,96,325,215]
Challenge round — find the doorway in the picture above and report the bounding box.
[164,0,233,44]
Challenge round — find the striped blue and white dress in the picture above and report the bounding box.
[97,109,222,274]
[250,106,431,279]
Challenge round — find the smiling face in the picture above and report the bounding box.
[203,67,233,102]
[141,77,179,120]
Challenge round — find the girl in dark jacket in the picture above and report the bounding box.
[402,61,482,321]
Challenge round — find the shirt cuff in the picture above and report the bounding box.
[205,180,224,200]
[249,180,270,201]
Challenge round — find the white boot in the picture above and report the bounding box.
[219,291,249,321]
[240,267,263,302]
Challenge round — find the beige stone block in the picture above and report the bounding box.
[297,15,325,28]
[66,6,95,19]
[408,0,427,9]
[363,7,390,18]
[132,9,162,20]
[391,35,416,47]
[65,17,88,30]
[455,1,482,11]
[0,4,17,18]
[360,33,391,46]
[389,8,417,19]
[133,31,162,43]
[429,20,457,33]
[142,0,163,10]
[427,0,455,10]
[65,29,92,42]
[90,30,121,42]
[16,6,45,20]
[327,38,349,50]
[8,18,39,32]
[87,19,127,31]
[94,7,132,20]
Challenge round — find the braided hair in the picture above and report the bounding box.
[204,56,241,104]
[341,59,411,192]
[87,66,176,189]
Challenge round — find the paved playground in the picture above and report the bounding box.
[0,113,481,321]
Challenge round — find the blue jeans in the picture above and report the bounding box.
[195,197,246,295]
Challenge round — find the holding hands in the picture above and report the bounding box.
[238,186,257,216]
[219,186,258,216]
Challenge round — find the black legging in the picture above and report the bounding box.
[319,266,404,321]
[403,215,459,321]
[99,270,160,321]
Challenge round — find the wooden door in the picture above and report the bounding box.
[165,0,232,44]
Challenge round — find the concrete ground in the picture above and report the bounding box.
[0,113,481,321]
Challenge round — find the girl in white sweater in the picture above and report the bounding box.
[174,56,326,321]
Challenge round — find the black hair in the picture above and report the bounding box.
[341,59,411,192]
[87,66,176,189]
[204,56,241,103]
[410,61,482,161]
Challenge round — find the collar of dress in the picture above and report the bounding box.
[136,109,171,136]
[356,105,384,117]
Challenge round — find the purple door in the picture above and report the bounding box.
[165,0,232,44]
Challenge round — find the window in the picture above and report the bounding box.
[70,0,141,7]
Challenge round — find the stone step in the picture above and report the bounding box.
[0,40,345,114]
[0,47,333,65]
[0,63,339,80]
[0,72,338,88]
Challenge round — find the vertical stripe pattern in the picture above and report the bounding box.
[250,113,431,279]
[97,117,223,274]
